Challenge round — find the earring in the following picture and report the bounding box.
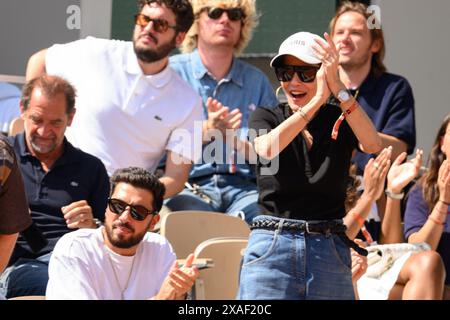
[275,86,284,101]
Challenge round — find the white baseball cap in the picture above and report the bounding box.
[270,31,325,67]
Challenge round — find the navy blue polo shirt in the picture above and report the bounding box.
[352,71,416,173]
[8,133,109,262]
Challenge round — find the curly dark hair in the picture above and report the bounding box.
[137,0,194,33]
[110,167,166,213]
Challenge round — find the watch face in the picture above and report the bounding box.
[338,90,350,102]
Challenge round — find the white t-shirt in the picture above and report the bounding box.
[46,228,176,300]
[46,37,203,175]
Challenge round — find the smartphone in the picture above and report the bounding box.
[178,258,214,270]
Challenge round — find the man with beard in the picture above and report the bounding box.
[46,167,199,300]
[25,0,203,200]
[329,1,416,173]
[0,75,109,298]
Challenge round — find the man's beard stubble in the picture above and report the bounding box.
[133,33,177,63]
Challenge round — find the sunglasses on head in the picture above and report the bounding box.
[108,198,156,221]
[274,65,320,83]
[203,7,246,21]
[134,14,177,33]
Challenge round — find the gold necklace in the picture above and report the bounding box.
[106,249,137,300]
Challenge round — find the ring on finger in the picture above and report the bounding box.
[373,162,380,169]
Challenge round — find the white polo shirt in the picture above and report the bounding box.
[46,37,203,175]
[46,228,176,300]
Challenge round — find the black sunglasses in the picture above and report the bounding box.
[108,198,156,221]
[203,7,246,21]
[134,14,177,33]
[274,65,320,83]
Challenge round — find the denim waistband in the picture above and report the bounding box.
[251,216,368,256]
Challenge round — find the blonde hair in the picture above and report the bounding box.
[180,0,259,56]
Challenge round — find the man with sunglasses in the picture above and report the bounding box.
[46,167,199,300]
[166,0,278,224]
[25,0,203,200]
[0,75,109,299]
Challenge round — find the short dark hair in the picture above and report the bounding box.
[110,167,166,213]
[137,0,194,33]
[21,75,76,115]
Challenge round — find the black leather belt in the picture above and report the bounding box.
[251,219,368,256]
[251,219,346,234]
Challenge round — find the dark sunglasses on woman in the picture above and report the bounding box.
[203,7,246,21]
[108,198,156,221]
[274,65,320,83]
[134,13,177,33]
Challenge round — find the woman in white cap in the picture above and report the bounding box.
[237,31,382,299]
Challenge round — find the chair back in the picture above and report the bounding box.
[8,117,24,136]
[194,237,248,300]
[160,211,250,259]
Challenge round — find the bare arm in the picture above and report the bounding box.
[26,49,48,81]
[344,99,383,154]
[160,151,192,199]
[344,148,390,239]
[408,160,450,249]
[378,133,408,162]
[0,233,18,273]
[313,33,382,155]
[380,149,423,244]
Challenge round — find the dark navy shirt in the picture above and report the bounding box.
[404,185,450,285]
[352,72,416,173]
[8,133,109,263]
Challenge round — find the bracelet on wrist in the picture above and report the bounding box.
[296,108,311,123]
[385,189,404,200]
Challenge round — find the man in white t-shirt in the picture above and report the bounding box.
[25,0,203,199]
[46,167,199,300]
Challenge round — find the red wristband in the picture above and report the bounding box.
[331,101,358,140]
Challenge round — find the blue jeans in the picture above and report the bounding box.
[165,174,260,225]
[0,252,51,298]
[237,215,355,300]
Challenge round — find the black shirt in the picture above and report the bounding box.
[249,103,357,220]
[8,133,110,263]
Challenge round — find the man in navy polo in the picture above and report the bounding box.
[330,1,416,173]
[0,75,109,298]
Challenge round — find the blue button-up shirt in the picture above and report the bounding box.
[170,50,278,179]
